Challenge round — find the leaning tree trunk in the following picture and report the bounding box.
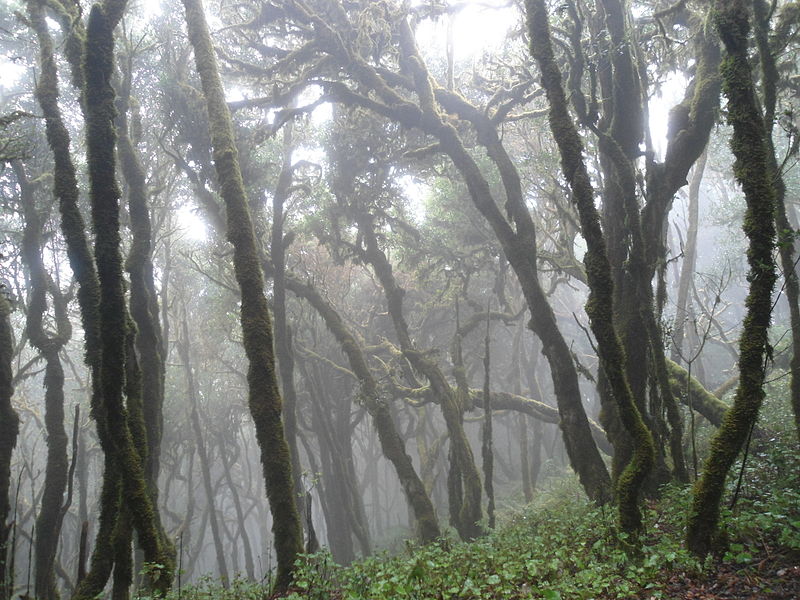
[0,294,19,600]
[525,0,654,534]
[180,0,303,589]
[687,0,778,556]
[271,271,441,543]
[357,213,483,540]
[396,19,613,507]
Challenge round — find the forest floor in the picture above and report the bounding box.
[657,557,800,599]
[178,426,799,600]
[275,431,800,600]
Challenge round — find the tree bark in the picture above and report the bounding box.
[15,160,71,600]
[180,0,303,588]
[687,0,778,555]
[0,294,19,600]
[526,0,654,533]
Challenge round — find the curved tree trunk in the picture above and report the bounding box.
[273,273,441,543]
[687,0,778,555]
[15,160,71,600]
[180,0,303,589]
[526,0,654,533]
[752,0,800,442]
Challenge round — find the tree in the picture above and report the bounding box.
[0,291,18,600]
[525,0,654,534]
[687,0,778,556]
[180,0,304,589]
[15,159,71,600]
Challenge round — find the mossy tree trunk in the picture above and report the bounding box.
[752,0,800,443]
[356,212,483,540]
[269,0,611,505]
[116,51,166,502]
[687,0,778,556]
[180,0,303,589]
[14,160,72,600]
[24,1,116,595]
[526,0,655,534]
[173,101,441,544]
[0,295,19,600]
[82,0,174,593]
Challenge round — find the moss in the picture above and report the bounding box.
[83,3,174,591]
[526,0,653,534]
[12,158,70,600]
[753,0,800,442]
[116,68,166,498]
[180,0,303,590]
[687,0,778,556]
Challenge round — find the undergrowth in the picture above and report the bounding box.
[165,424,799,600]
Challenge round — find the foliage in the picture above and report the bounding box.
[269,425,794,599]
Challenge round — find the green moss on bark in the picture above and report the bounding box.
[82,3,174,591]
[180,0,303,589]
[687,0,778,556]
[525,0,654,534]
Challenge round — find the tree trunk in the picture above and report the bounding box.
[178,316,229,587]
[270,124,305,516]
[526,0,654,533]
[82,3,174,591]
[687,0,778,555]
[752,0,800,442]
[179,0,303,588]
[15,159,71,600]
[0,294,19,600]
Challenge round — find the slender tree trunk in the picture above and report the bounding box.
[481,313,495,529]
[217,436,255,579]
[526,0,654,533]
[178,317,229,587]
[275,273,441,543]
[357,214,482,540]
[180,0,303,587]
[0,294,18,600]
[752,0,800,442]
[83,3,174,591]
[687,0,778,555]
[270,124,305,515]
[15,160,71,600]
[116,54,166,500]
[672,152,707,361]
